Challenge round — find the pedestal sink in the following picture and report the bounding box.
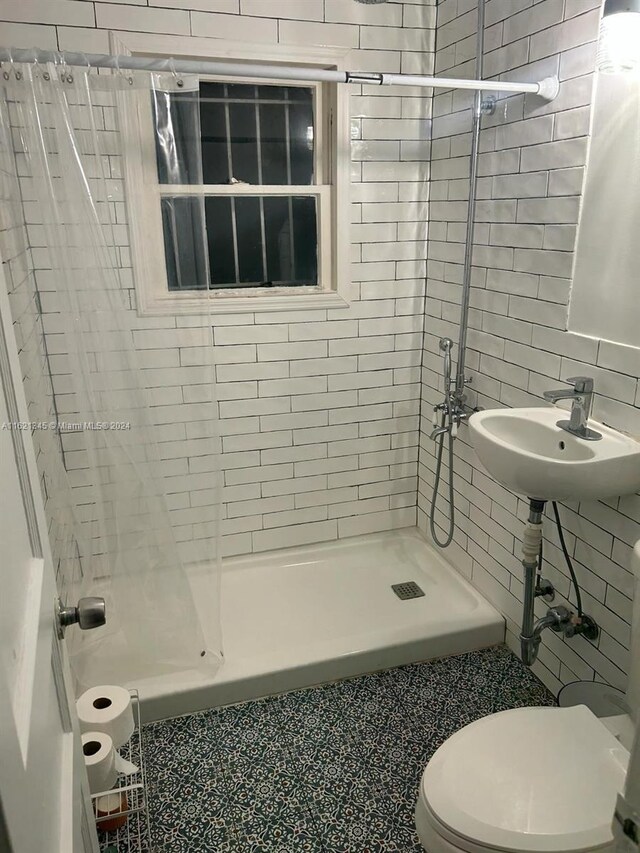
[468,407,640,501]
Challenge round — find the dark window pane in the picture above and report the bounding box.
[264,196,291,283]
[153,90,202,185]
[204,197,236,286]
[191,81,315,187]
[229,103,259,184]
[235,197,265,284]
[198,195,318,288]
[200,81,225,99]
[161,197,209,290]
[226,83,256,100]
[287,86,312,102]
[200,101,229,184]
[257,85,287,100]
[289,101,314,185]
[260,104,287,185]
[263,196,318,285]
[292,196,318,284]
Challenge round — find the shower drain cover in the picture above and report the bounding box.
[391,581,425,600]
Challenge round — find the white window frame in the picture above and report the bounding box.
[113,33,351,316]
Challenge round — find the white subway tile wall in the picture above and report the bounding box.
[0,119,81,603]
[419,0,640,694]
[1,1,434,563]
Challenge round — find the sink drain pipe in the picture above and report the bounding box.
[520,498,599,667]
[520,500,545,666]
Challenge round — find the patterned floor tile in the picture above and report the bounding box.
[110,645,556,853]
[237,813,322,850]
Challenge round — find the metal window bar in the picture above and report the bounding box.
[223,83,241,285]
[200,95,307,106]
[284,90,297,283]
[167,201,183,290]
[254,84,268,283]
[158,184,320,195]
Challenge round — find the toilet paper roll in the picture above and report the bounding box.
[82,731,117,794]
[95,792,129,833]
[76,685,134,749]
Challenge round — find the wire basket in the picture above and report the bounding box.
[91,690,153,853]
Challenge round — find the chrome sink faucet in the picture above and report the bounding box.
[543,376,602,441]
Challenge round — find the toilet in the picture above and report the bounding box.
[416,544,640,853]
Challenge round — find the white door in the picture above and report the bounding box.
[0,276,100,853]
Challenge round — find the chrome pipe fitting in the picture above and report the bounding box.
[520,498,599,666]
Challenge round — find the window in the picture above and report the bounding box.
[157,82,319,290]
[121,46,350,316]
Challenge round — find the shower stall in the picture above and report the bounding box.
[0,2,557,719]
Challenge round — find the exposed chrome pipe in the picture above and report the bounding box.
[427,0,486,551]
[454,0,486,406]
[520,497,599,667]
[520,499,545,666]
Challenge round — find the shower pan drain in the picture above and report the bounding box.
[391,581,425,600]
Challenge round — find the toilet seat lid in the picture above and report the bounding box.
[423,705,629,853]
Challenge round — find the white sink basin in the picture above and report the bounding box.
[468,407,640,501]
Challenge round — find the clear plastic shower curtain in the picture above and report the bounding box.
[0,60,223,687]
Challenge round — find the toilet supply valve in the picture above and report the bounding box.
[546,605,573,633]
[535,577,555,602]
[537,605,600,641]
[562,611,600,641]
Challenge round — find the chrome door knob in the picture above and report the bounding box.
[57,597,106,637]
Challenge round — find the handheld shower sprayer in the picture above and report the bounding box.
[430,337,454,437]
[428,337,467,549]
[440,336,452,393]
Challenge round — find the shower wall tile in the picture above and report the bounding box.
[0,22,58,49]
[95,5,192,37]
[0,131,81,606]
[2,0,436,565]
[420,0,640,697]
[0,0,95,27]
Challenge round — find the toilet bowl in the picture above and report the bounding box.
[416,541,640,853]
[415,704,630,853]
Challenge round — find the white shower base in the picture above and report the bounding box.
[129,527,503,721]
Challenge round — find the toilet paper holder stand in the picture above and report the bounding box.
[89,689,151,851]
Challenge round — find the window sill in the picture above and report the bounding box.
[137,288,350,316]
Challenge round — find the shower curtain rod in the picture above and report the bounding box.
[0,48,561,101]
